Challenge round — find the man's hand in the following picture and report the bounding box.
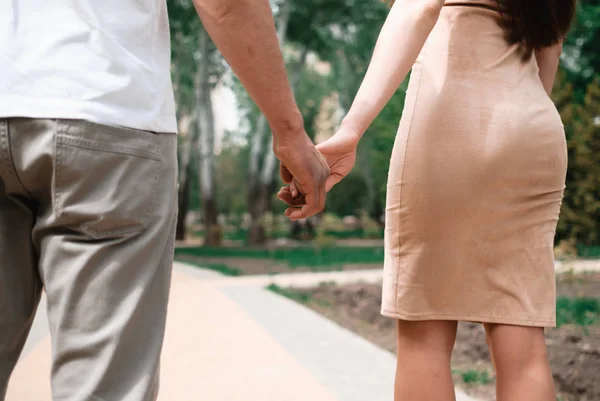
[278,125,359,216]
[193,0,332,219]
[275,129,329,221]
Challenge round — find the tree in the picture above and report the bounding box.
[318,0,390,217]
[195,28,222,246]
[557,76,600,245]
[168,0,225,244]
[246,0,294,245]
[562,0,600,101]
[215,129,250,216]
[169,0,198,240]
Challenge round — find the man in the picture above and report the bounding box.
[0,0,328,399]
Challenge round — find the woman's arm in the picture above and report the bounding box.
[340,0,445,138]
[535,43,563,96]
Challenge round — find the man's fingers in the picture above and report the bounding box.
[280,164,293,184]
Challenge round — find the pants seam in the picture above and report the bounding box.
[0,119,34,197]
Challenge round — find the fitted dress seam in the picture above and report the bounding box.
[381,308,556,327]
[394,48,427,311]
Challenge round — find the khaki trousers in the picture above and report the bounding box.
[0,118,178,401]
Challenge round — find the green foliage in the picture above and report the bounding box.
[556,77,600,245]
[215,141,250,215]
[295,63,335,141]
[168,0,226,115]
[556,297,599,327]
[267,284,313,304]
[202,263,242,276]
[175,245,384,267]
[460,369,492,385]
[562,0,600,100]
[366,80,410,213]
[176,256,243,276]
[577,244,600,258]
[326,173,369,216]
[167,0,600,251]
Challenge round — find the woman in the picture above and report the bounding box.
[279,0,576,400]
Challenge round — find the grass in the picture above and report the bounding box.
[267,284,332,307]
[193,228,384,242]
[456,369,492,385]
[266,284,313,304]
[556,296,599,327]
[200,263,242,276]
[174,245,384,268]
[577,244,600,259]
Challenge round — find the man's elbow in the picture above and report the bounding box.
[193,0,235,23]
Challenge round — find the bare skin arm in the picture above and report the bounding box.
[192,0,329,220]
[535,43,563,96]
[339,0,445,139]
[279,0,444,200]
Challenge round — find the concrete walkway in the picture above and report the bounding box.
[7,261,481,401]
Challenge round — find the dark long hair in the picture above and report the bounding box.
[384,1,577,51]
[497,0,577,51]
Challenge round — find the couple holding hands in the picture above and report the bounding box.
[0,0,574,400]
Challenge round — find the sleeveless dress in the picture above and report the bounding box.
[381,0,567,327]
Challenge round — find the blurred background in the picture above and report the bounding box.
[168,1,599,400]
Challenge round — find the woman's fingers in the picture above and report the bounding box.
[277,186,306,206]
[280,163,293,184]
[288,188,323,221]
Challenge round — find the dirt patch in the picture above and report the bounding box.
[291,273,600,401]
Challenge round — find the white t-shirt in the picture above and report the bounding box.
[0,0,177,133]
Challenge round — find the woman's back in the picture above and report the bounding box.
[423,1,561,129]
[312,1,578,399]
[382,0,567,326]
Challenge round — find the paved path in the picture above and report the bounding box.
[7,261,480,401]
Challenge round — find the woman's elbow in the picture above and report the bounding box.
[420,0,444,20]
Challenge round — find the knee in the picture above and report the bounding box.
[485,324,550,378]
[396,320,457,358]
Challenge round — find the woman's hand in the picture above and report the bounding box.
[277,125,360,219]
[315,126,360,192]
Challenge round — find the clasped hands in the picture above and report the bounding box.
[275,124,360,220]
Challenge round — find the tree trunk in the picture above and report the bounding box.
[357,142,377,217]
[176,166,191,240]
[175,114,198,241]
[196,29,221,247]
[247,0,293,245]
[247,114,267,245]
[256,48,309,240]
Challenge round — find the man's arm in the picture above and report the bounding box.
[192,0,329,220]
[192,0,302,140]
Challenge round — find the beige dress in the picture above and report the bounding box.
[381,0,567,327]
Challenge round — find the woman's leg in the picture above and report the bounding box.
[484,324,555,401]
[394,320,458,401]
